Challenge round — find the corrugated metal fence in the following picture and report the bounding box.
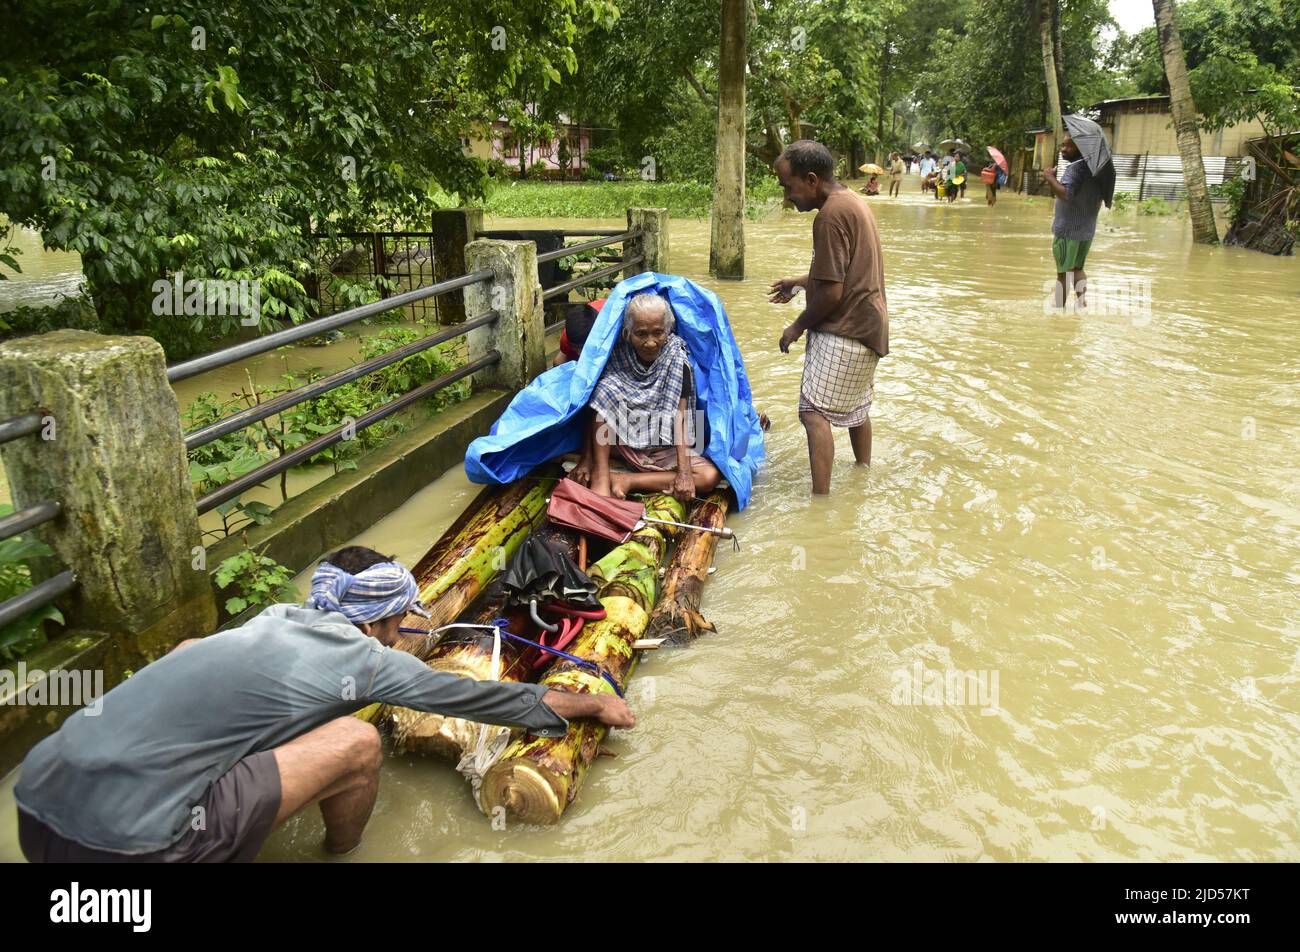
[1076,154,1244,200]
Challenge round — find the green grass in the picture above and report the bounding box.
[435,179,785,220]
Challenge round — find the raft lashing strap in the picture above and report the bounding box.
[402,622,624,697]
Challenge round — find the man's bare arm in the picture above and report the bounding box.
[794,278,845,333]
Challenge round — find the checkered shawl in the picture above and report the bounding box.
[306,561,428,625]
[589,333,696,449]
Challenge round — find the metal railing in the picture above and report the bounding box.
[0,412,74,632]
[540,229,642,332]
[184,311,498,452]
[166,269,493,383]
[175,224,642,512]
[195,351,499,514]
[174,266,501,512]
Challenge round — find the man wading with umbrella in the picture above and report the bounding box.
[1043,114,1116,309]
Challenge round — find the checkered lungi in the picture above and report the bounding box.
[798,329,880,427]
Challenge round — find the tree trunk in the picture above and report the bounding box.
[875,41,892,164]
[1038,0,1064,162]
[1152,0,1220,244]
[387,593,529,758]
[645,492,729,646]
[710,0,746,280]
[479,495,686,825]
[1052,0,1066,112]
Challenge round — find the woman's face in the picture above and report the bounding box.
[628,311,669,364]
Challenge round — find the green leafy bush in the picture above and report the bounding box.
[1138,197,1172,216]
[1110,191,1136,212]
[214,539,298,616]
[1211,176,1247,223]
[0,504,65,661]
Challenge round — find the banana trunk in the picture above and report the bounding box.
[478,494,685,824]
[645,491,730,645]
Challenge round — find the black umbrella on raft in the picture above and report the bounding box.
[501,535,601,614]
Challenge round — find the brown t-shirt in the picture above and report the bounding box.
[804,188,888,357]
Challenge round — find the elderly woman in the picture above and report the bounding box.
[572,293,722,502]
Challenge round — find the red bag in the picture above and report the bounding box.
[980,167,997,185]
[546,478,645,544]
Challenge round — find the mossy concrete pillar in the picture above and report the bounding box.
[464,239,545,391]
[626,207,669,276]
[431,207,484,325]
[0,331,216,656]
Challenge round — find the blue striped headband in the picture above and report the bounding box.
[306,560,430,625]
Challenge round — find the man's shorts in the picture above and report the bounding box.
[1053,237,1092,272]
[18,750,281,863]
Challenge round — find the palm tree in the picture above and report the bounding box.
[1151,0,1219,244]
[710,0,747,279]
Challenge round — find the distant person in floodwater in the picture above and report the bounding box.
[770,139,889,496]
[983,161,1001,206]
[13,548,633,862]
[948,152,967,203]
[918,152,937,191]
[864,173,881,196]
[889,152,905,198]
[1043,135,1114,309]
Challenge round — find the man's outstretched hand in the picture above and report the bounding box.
[542,690,636,729]
[768,276,802,304]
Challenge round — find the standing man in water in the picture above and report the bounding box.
[1043,135,1106,309]
[770,140,889,496]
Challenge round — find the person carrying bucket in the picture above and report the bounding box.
[947,152,967,204]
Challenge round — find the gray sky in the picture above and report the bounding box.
[1109,0,1153,35]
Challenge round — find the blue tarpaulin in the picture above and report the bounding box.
[464,272,766,509]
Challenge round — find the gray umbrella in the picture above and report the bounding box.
[1062,114,1112,175]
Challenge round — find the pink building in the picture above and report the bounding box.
[466,114,596,178]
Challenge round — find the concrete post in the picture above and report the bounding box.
[463,239,545,391]
[0,331,217,656]
[431,207,484,324]
[625,207,670,276]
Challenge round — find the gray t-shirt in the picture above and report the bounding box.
[14,604,568,853]
[1052,158,1103,241]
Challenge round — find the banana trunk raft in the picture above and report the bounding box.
[645,491,731,646]
[366,476,730,826]
[390,474,556,659]
[387,525,582,758]
[352,475,554,723]
[477,494,686,826]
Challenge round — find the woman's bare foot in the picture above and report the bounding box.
[609,472,631,500]
[590,473,612,497]
[569,456,592,486]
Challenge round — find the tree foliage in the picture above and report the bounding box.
[0,0,615,356]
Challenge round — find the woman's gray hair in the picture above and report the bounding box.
[622,293,675,338]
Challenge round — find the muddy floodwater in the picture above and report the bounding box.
[3,186,1298,862]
